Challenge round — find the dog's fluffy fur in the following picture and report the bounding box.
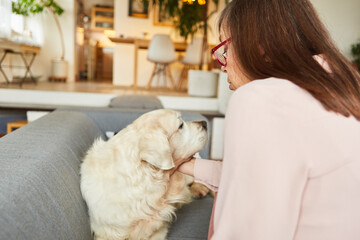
[80,109,208,240]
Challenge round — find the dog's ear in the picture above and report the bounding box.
[139,129,175,170]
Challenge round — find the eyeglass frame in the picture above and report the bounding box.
[211,37,231,67]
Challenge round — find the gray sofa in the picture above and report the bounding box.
[0,108,213,240]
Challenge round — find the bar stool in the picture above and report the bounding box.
[0,49,37,86]
[147,34,176,89]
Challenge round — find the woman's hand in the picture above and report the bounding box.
[170,157,196,176]
[177,158,196,177]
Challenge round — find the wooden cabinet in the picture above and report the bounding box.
[95,43,113,80]
[91,7,114,31]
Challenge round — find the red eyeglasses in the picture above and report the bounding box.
[211,38,231,66]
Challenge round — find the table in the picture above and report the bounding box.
[0,39,40,86]
[7,120,28,134]
[109,37,187,89]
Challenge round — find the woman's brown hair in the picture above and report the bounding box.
[219,0,360,120]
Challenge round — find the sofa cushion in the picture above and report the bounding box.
[168,195,213,240]
[109,95,163,109]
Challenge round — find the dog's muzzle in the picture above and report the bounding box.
[196,121,207,130]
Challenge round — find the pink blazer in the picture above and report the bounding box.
[195,78,360,240]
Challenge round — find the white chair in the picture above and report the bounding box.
[147,34,176,89]
[177,37,203,90]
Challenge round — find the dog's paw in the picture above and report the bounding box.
[190,182,211,198]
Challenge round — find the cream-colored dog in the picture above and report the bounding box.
[80,109,208,240]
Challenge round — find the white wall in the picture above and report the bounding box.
[25,0,75,82]
[311,0,360,59]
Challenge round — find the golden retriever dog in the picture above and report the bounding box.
[80,109,208,240]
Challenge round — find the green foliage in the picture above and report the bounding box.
[351,42,360,56]
[151,0,179,18]
[12,0,64,16]
[351,42,360,71]
[150,0,218,40]
[177,2,204,40]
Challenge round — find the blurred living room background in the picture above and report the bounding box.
[0,0,358,89]
[0,0,359,159]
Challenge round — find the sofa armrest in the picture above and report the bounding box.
[0,111,102,240]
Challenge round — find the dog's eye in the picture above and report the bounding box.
[179,122,184,129]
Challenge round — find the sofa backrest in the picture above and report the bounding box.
[59,108,211,159]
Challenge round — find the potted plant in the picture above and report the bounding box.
[12,0,68,79]
[351,41,360,72]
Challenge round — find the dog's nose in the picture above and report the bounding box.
[201,121,207,130]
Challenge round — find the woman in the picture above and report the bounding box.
[178,0,360,239]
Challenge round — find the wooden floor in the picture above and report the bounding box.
[0,80,189,97]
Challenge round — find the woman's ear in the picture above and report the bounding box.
[139,129,175,170]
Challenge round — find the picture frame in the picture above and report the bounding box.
[128,0,149,18]
[153,4,177,26]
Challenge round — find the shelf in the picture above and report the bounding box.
[91,7,114,31]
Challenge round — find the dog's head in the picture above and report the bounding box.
[132,109,208,170]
